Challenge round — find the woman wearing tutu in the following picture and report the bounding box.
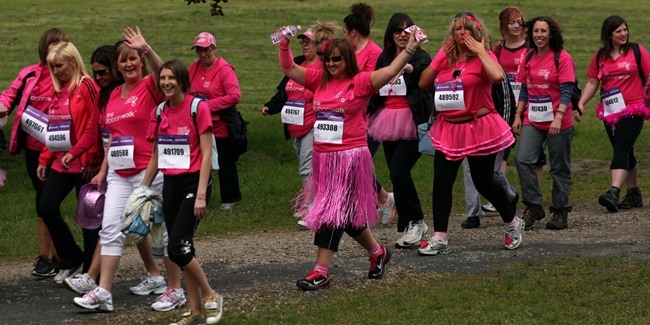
[577,15,650,212]
[367,13,433,248]
[277,30,423,290]
[418,12,524,255]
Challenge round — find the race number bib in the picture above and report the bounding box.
[281,99,305,125]
[157,134,191,169]
[20,105,48,143]
[101,129,110,150]
[379,75,407,96]
[434,81,465,111]
[601,87,626,116]
[507,74,521,102]
[528,95,554,122]
[108,136,135,170]
[45,121,72,152]
[313,112,344,144]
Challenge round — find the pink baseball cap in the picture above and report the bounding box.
[297,29,315,40]
[192,32,216,49]
[75,183,106,230]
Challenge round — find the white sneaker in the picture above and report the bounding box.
[152,288,187,312]
[53,264,82,284]
[63,273,97,295]
[204,292,223,324]
[220,203,235,211]
[394,221,428,248]
[482,203,497,212]
[73,287,114,312]
[504,217,525,250]
[417,237,451,256]
[297,219,308,229]
[129,275,167,296]
[379,192,396,225]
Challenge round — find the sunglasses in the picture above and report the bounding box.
[393,26,412,35]
[93,69,111,77]
[323,56,343,63]
[195,46,214,54]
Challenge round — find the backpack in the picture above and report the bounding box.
[492,67,517,126]
[596,42,645,85]
[525,50,582,114]
[156,97,219,170]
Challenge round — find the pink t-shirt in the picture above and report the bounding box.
[105,76,164,177]
[587,44,650,106]
[146,95,212,176]
[188,58,241,138]
[517,50,576,131]
[430,51,497,119]
[494,43,528,80]
[26,65,54,151]
[304,69,375,152]
[356,40,382,72]
[284,60,319,138]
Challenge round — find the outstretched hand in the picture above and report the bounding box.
[122,26,148,52]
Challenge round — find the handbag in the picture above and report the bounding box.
[417,118,435,156]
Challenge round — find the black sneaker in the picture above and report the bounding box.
[618,188,643,209]
[461,216,480,229]
[297,270,329,291]
[49,256,61,276]
[368,246,391,279]
[32,255,53,277]
[598,187,620,212]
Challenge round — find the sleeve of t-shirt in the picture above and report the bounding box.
[557,50,576,84]
[516,57,529,84]
[145,107,158,142]
[586,51,600,79]
[429,48,447,70]
[196,101,212,135]
[304,68,323,93]
[144,76,165,104]
[639,44,650,79]
[353,71,375,97]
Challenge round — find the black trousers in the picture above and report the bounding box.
[605,116,644,170]
[215,137,242,204]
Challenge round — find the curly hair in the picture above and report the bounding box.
[443,12,492,66]
[526,16,563,53]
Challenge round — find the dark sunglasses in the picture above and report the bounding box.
[195,46,214,54]
[393,26,412,34]
[93,69,111,77]
[323,56,343,63]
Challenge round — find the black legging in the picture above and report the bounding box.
[383,139,424,232]
[215,137,241,204]
[24,148,46,216]
[605,115,644,170]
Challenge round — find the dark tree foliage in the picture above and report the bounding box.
[185,0,228,16]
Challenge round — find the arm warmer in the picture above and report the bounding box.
[279,47,294,71]
[518,84,528,103]
[559,82,573,105]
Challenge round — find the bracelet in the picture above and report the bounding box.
[404,47,415,55]
[141,45,150,57]
[556,111,565,116]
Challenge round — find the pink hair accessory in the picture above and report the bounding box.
[465,15,482,30]
[321,39,333,54]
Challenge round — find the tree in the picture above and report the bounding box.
[185,0,228,16]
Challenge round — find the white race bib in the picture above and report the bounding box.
[313,112,344,144]
[281,99,305,125]
[507,74,521,102]
[434,81,465,111]
[45,121,72,152]
[528,95,554,122]
[20,105,48,143]
[379,75,407,96]
[108,136,136,170]
[601,87,626,116]
[157,134,191,169]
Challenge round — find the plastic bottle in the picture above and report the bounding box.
[270,25,301,44]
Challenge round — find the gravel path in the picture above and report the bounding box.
[0,203,648,324]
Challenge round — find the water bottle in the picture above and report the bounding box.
[270,25,301,44]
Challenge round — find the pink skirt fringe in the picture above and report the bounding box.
[367,107,417,141]
[431,113,515,161]
[595,102,650,125]
[294,147,377,231]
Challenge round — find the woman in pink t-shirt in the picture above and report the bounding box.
[577,15,650,213]
[418,12,523,255]
[512,16,578,231]
[142,60,222,325]
[278,33,423,291]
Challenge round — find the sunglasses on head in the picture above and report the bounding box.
[323,56,343,63]
[93,69,110,77]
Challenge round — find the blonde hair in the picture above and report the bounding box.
[46,42,88,92]
[443,12,492,66]
[311,21,339,45]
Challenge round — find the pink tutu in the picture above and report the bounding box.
[431,113,515,161]
[294,146,377,231]
[595,102,650,125]
[367,107,417,141]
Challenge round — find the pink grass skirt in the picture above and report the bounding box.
[431,113,515,161]
[294,147,377,231]
[367,107,417,141]
[595,102,650,125]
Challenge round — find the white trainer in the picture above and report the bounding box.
[53,264,82,284]
[63,273,97,295]
[379,192,396,225]
[204,292,224,324]
[504,217,525,250]
[394,221,428,248]
[417,237,451,256]
[129,275,167,296]
[151,288,187,312]
[73,287,114,312]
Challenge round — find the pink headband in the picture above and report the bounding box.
[465,15,482,30]
[321,39,333,54]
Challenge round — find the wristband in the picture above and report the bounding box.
[141,46,150,57]
[405,47,414,55]
[556,111,565,116]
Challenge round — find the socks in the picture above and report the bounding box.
[503,218,519,228]
[314,263,329,275]
[433,232,447,243]
[368,242,382,257]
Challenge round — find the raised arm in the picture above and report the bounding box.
[370,33,420,90]
[278,36,307,86]
[123,26,163,82]
[465,35,503,84]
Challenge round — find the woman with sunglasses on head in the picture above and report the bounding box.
[0,28,68,278]
[578,15,650,213]
[74,27,183,313]
[367,13,433,248]
[418,12,524,255]
[343,2,397,225]
[188,32,242,211]
[278,28,423,290]
[262,22,338,225]
[511,16,578,231]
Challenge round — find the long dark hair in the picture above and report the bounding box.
[527,16,563,53]
[601,15,630,57]
[92,45,122,112]
[382,13,414,61]
[319,38,360,89]
[343,3,374,37]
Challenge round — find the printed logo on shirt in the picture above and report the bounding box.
[125,95,139,107]
[105,111,137,124]
[177,127,190,135]
[48,113,72,120]
[30,96,52,103]
[312,100,345,113]
[537,69,551,80]
[203,81,210,88]
[618,62,631,71]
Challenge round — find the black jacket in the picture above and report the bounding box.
[263,55,307,140]
[368,48,433,126]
